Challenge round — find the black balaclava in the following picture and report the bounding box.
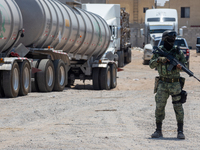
[162,30,177,51]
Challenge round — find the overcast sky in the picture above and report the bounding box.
[157,0,169,6]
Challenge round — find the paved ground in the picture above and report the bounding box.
[0,49,200,150]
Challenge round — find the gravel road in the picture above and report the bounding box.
[0,49,200,150]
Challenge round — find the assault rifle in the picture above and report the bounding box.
[153,46,200,82]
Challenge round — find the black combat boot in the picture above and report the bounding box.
[151,123,163,138]
[177,123,185,139]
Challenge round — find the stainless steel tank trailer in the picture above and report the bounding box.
[0,0,118,98]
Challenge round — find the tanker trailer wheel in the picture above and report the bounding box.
[37,59,55,92]
[31,59,40,92]
[117,50,124,68]
[19,61,31,96]
[2,61,20,98]
[92,68,100,90]
[100,66,111,90]
[53,60,66,91]
[110,64,117,89]
[0,72,5,97]
[125,48,132,63]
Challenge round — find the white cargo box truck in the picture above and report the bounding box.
[82,4,132,67]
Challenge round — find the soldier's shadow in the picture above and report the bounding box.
[149,137,183,141]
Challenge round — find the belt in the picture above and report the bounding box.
[160,77,179,83]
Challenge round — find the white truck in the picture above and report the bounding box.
[82,4,132,67]
[141,8,182,64]
[0,0,118,98]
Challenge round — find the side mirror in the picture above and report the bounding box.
[140,28,144,37]
[179,28,183,37]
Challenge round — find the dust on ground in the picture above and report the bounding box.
[0,49,200,150]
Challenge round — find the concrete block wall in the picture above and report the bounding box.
[182,28,200,49]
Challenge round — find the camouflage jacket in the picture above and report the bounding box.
[149,46,187,79]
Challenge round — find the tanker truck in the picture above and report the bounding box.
[82,4,132,67]
[0,0,118,98]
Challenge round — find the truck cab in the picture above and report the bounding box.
[141,9,183,64]
[142,9,178,44]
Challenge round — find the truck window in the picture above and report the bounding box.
[197,38,200,44]
[162,18,176,22]
[150,29,166,34]
[154,40,159,46]
[174,40,186,47]
[159,39,186,47]
[147,18,160,22]
[109,26,112,34]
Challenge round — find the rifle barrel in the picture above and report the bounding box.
[194,76,200,82]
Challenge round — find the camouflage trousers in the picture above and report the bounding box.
[155,80,184,124]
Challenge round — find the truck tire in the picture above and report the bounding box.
[53,59,66,91]
[125,48,132,63]
[143,60,149,65]
[0,72,5,97]
[100,66,111,90]
[187,61,189,69]
[110,64,117,89]
[19,61,31,96]
[3,61,20,98]
[37,59,55,92]
[92,68,100,90]
[31,59,40,92]
[117,50,124,68]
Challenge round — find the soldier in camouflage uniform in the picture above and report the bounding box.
[149,30,187,139]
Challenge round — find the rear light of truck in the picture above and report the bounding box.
[186,49,190,56]
[0,58,4,63]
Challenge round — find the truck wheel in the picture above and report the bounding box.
[0,72,5,97]
[125,48,132,63]
[110,64,117,89]
[143,60,149,65]
[37,59,55,92]
[3,61,20,98]
[31,59,40,92]
[19,61,31,96]
[187,61,190,69]
[53,60,66,91]
[117,50,124,68]
[92,68,100,90]
[100,66,111,90]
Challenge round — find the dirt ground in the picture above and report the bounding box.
[0,49,200,150]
